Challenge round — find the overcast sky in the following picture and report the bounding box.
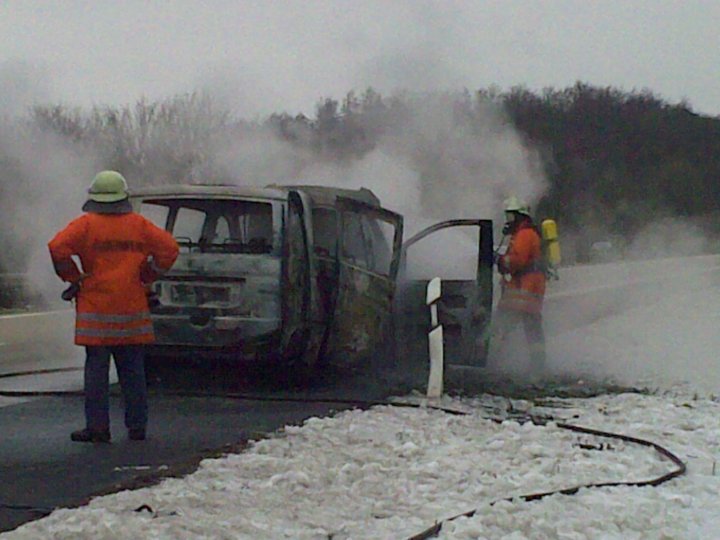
[1,0,719,118]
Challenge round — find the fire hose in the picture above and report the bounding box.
[405,413,686,540]
[0,367,687,538]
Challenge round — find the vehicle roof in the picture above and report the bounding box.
[130,183,381,207]
[129,184,288,201]
[269,184,381,207]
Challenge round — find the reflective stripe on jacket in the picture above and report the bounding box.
[48,212,179,346]
[497,221,546,314]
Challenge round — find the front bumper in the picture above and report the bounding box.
[148,313,281,359]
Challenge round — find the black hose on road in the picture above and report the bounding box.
[406,414,687,540]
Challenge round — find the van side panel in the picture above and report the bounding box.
[320,198,403,368]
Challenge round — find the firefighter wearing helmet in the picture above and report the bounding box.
[48,171,179,443]
[493,195,546,373]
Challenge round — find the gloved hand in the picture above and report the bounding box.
[61,274,89,301]
[140,257,160,284]
[61,282,80,301]
[146,286,160,308]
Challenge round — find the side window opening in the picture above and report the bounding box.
[213,216,231,244]
[311,208,337,257]
[341,212,370,269]
[364,217,394,276]
[173,207,206,246]
[241,203,274,253]
[404,225,480,280]
[334,196,403,282]
[139,202,171,229]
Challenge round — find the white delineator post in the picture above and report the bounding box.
[426,277,444,399]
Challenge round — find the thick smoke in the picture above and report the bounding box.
[0,61,101,302]
[211,93,547,231]
[0,123,100,303]
[204,92,547,284]
[628,218,712,259]
[0,61,50,118]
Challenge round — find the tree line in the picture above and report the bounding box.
[2,82,719,273]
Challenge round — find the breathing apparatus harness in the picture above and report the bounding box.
[496,217,559,280]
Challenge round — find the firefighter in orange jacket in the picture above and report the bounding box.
[494,196,546,373]
[48,171,178,443]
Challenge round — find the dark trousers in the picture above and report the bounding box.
[491,310,546,371]
[84,345,148,432]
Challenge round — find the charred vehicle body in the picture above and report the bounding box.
[130,184,494,374]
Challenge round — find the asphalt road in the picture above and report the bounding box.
[0,310,403,534]
[0,361,394,534]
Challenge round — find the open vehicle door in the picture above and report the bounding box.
[280,191,313,362]
[396,219,494,369]
[322,197,403,366]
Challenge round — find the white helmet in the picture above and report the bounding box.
[503,195,531,217]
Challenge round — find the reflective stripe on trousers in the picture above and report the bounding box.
[77,312,152,323]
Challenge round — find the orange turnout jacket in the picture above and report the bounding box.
[497,220,546,314]
[49,212,178,346]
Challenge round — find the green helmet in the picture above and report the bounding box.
[503,195,531,217]
[88,171,129,203]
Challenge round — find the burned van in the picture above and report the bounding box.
[130,184,494,375]
[130,184,403,371]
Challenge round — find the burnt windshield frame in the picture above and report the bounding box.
[140,198,281,255]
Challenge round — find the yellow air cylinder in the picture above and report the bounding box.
[541,219,561,266]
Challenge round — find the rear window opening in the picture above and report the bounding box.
[140,198,278,255]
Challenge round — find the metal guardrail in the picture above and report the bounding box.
[0,310,75,346]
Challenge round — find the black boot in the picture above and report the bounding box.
[71,428,111,443]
